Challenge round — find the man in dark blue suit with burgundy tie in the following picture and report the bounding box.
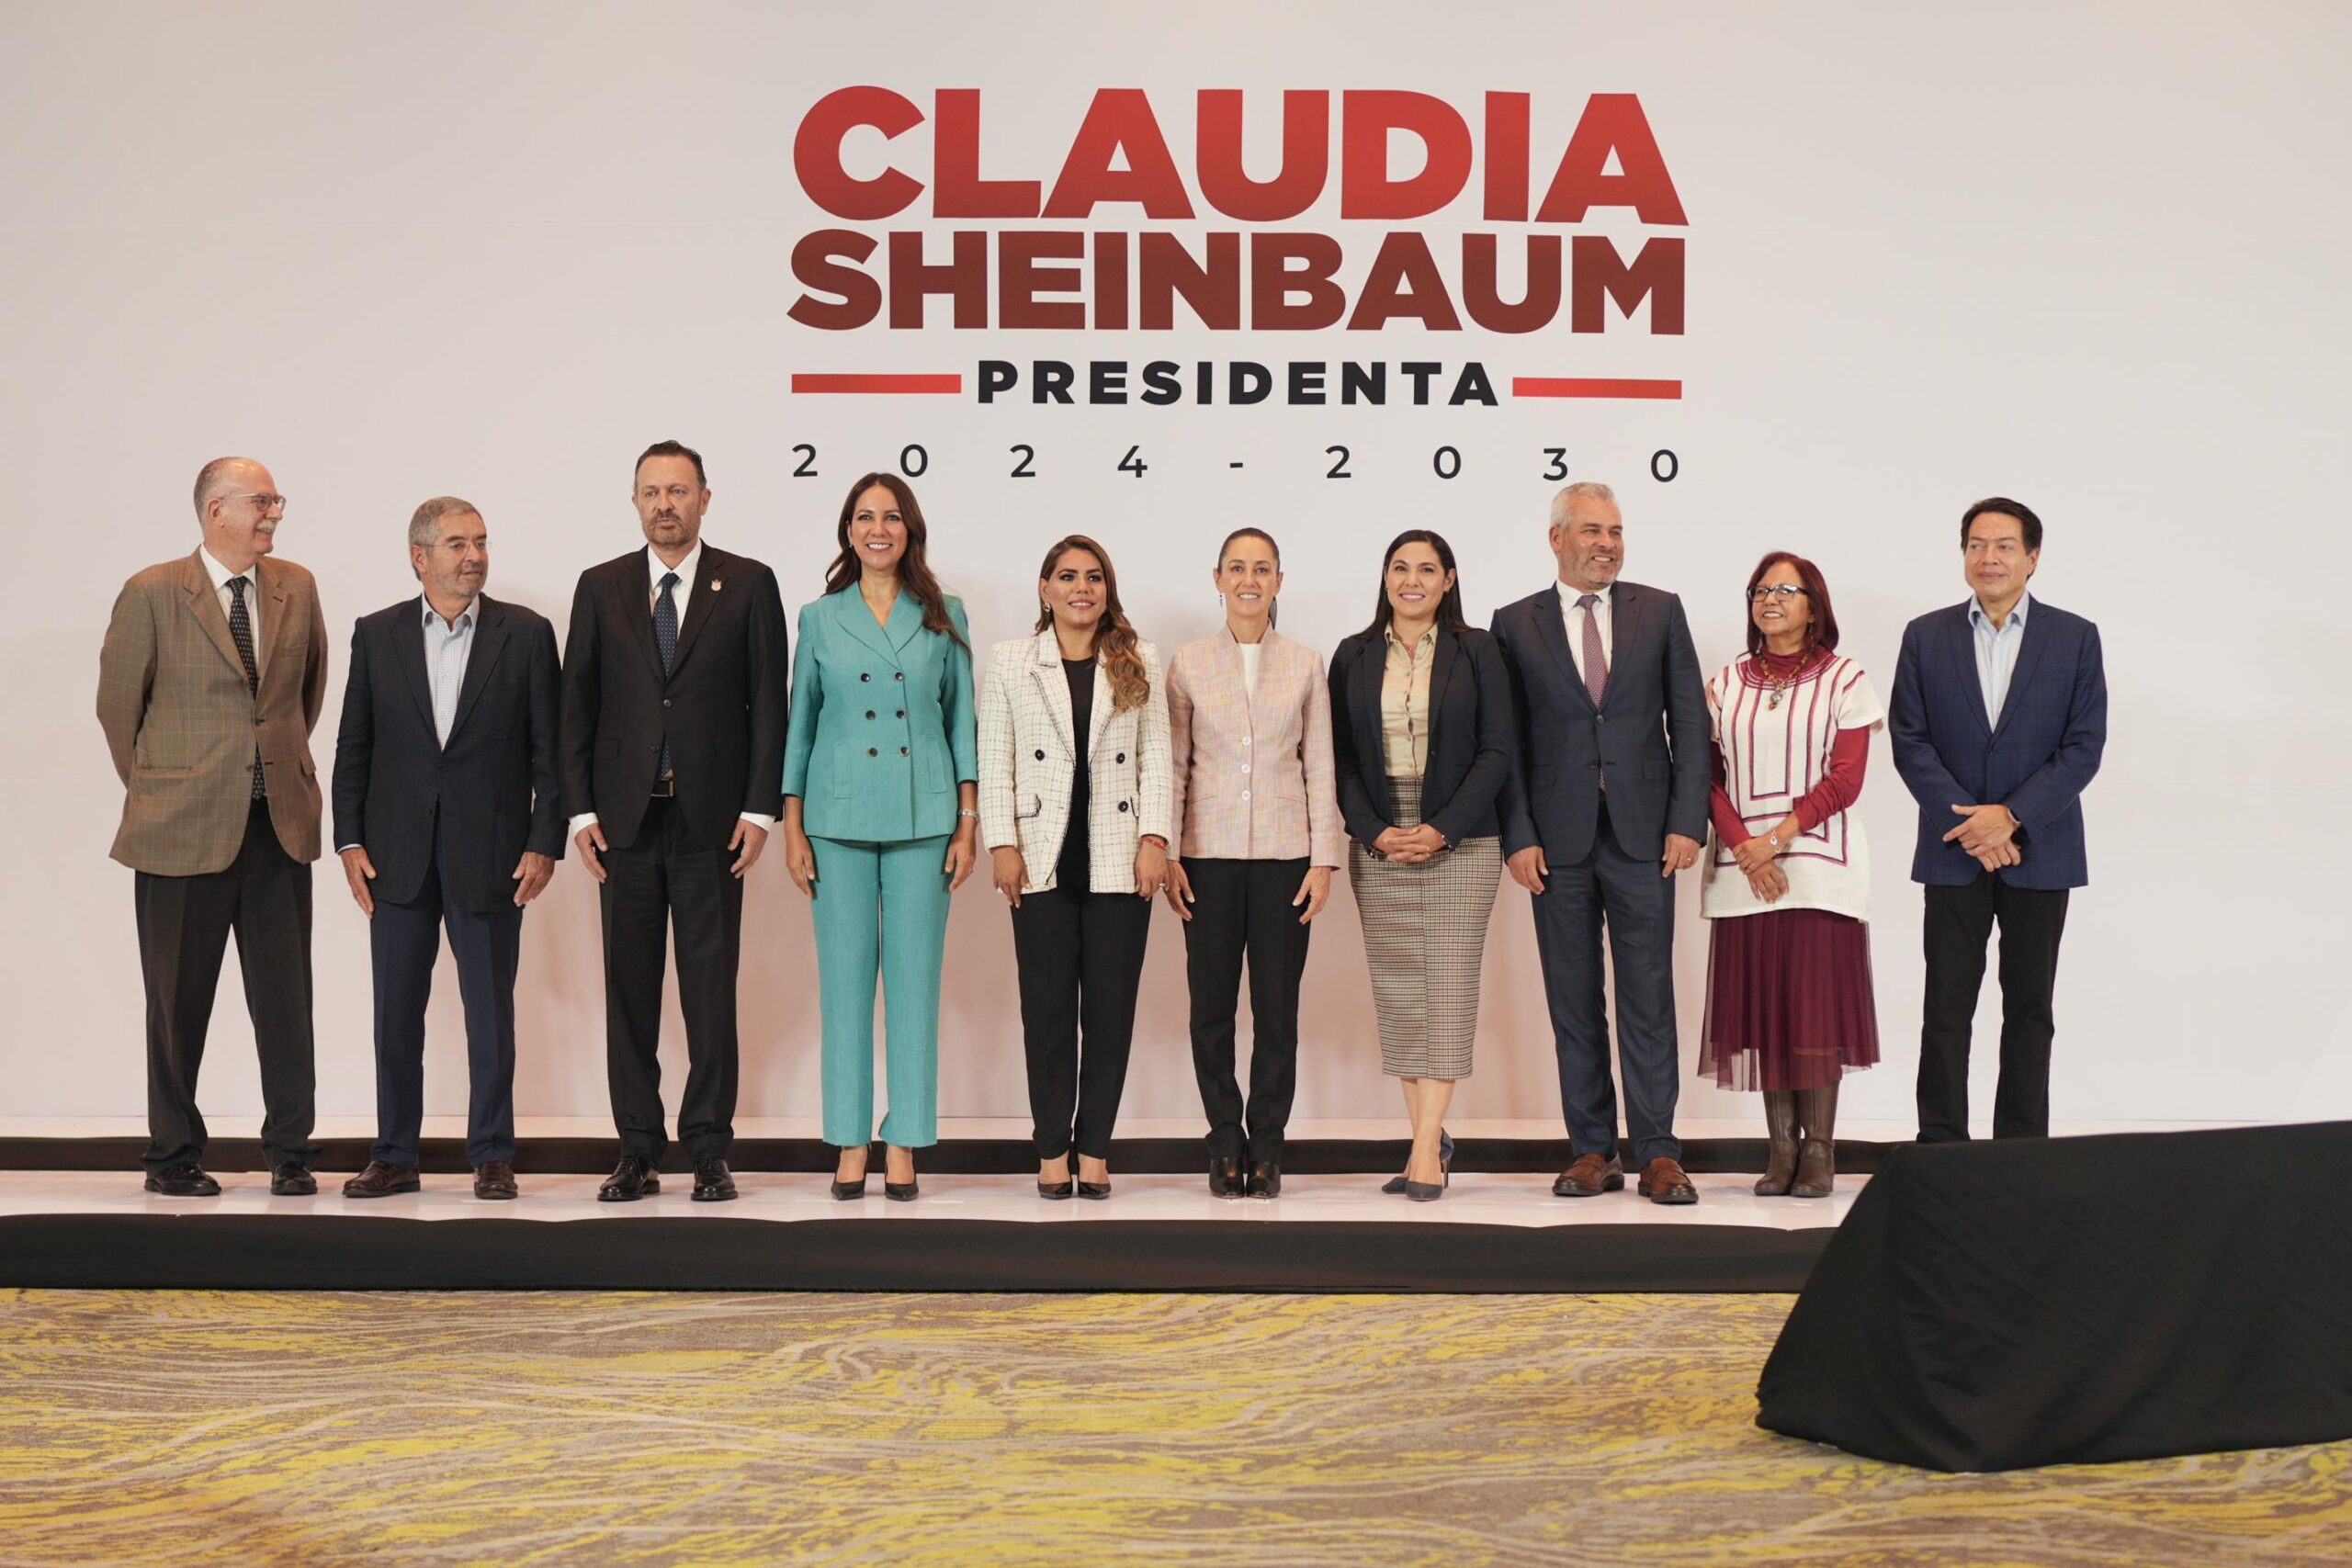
[332,497,564,1200]
[1891,497,2107,1142]
[1493,481,1711,1205]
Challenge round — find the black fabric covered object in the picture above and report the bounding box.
[1757,1122,2352,1471]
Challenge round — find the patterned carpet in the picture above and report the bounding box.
[1,1290,2344,1566]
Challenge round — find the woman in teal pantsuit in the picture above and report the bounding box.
[780,472,978,1201]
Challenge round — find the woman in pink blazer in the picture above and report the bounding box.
[1163,527,1345,1200]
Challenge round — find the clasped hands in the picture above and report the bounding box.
[1943,802,2022,873]
[1371,823,1447,863]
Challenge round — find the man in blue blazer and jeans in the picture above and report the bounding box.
[1890,497,2107,1141]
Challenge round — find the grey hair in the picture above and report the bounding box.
[408,496,481,580]
[408,496,481,552]
[192,457,262,520]
[1549,480,1618,528]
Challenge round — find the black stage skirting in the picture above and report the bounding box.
[1756,1122,2352,1471]
[0,1215,1828,1293]
[0,1134,1897,1176]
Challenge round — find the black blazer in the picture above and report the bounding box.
[331,593,565,913]
[1489,581,1709,862]
[1328,623,1515,848]
[559,544,789,851]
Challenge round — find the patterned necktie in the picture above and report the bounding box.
[653,571,680,780]
[227,576,265,798]
[1577,593,1609,706]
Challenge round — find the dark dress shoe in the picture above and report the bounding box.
[598,1154,661,1202]
[884,1179,919,1202]
[1552,1151,1625,1197]
[1076,1179,1112,1201]
[270,1162,318,1197]
[691,1159,738,1202]
[1208,1156,1245,1200]
[831,1173,869,1201]
[144,1164,220,1198]
[1245,1161,1282,1200]
[472,1162,519,1201]
[341,1161,420,1199]
[1037,1179,1075,1200]
[1638,1156,1700,1205]
[1402,1178,1444,1202]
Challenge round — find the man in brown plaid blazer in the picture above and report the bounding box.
[96,457,330,1198]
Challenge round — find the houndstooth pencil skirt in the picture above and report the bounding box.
[1347,778,1503,1079]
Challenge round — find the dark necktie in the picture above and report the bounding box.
[654,571,679,780]
[228,576,264,799]
[1577,593,1609,706]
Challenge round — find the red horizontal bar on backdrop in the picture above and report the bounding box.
[791,373,965,394]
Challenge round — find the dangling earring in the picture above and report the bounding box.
[1217,592,1226,609]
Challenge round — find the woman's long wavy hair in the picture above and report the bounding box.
[1355,529,1467,641]
[822,472,967,649]
[1035,535,1148,715]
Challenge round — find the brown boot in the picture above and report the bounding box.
[1755,1089,1799,1196]
[1792,1082,1838,1198]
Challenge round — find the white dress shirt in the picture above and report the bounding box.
[1555,579,1615,682]
[198,545,263,678]
[423,596,478,747]
[1969,590,2031,726]
[569,539,773,840]
[1237,638,1261,693]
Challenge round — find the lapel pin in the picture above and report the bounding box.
[710,579,723,592]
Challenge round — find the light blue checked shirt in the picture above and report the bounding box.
[423,596,478,746]
[1968,591,2030,727]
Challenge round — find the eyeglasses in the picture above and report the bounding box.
[1748,584,1807,602]
[224,492,288,513]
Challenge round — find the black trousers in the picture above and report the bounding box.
[1530,801,1682,1165]
[1010,884,1152,1159]
[600,796,741,1163]
[1182,856,1311,1163]
[1917,873,2071,1141]
[368,821,523,1169]
[134,797,317,1174]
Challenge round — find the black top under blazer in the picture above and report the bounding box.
[559,544,790,852]
[330,593,566,913]
[1328,623,1516,848]
[1488,580,1710,862]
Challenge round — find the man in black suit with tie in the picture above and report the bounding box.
[562,441,789,1202]
[332,497,563,1201]
[1492,481,1710,1204]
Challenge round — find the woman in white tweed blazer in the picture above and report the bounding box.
[1162,526,1345,1200]
[978,536,1172,1200]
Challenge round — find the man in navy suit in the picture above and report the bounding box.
[1493,482,1711,1204]
[1890,497,2107,1141]
[332,497,565,1200]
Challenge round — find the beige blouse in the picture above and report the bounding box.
[1380,626,1437,778]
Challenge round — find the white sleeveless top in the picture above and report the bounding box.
[1700,652,1884,922]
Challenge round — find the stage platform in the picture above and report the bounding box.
[0,1117,2253,1294]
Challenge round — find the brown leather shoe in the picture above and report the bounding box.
[1638,1156,1699,1205]
[472,1161,519,1201]
[341,1160,421,1199]
[1552,1151,1625,1197]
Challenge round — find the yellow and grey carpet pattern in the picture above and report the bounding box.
[1,1289,2345,1566]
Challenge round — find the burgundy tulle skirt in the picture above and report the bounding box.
[1700,908,1880,1091]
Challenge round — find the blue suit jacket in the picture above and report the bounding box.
[1888,598,2106,889]
[1490,581,1710,863]
[781,587,977,842]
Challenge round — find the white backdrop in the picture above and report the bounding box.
[6,1,2348,1130]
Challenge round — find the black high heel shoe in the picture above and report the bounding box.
[831,1170,869,1201]
[1384,1130,1453,1194]
[1076,1179,1112,1201]
[1038,1163,1075,1200]
[884,1150,919,1202]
